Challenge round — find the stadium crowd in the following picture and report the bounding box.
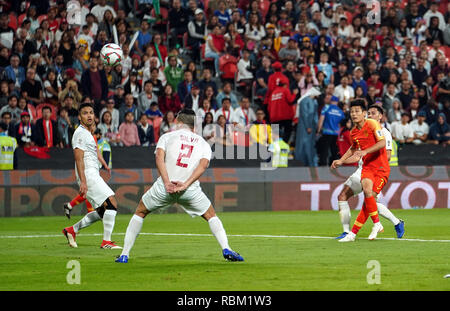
[0,0,449,167]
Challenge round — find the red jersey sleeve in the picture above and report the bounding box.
[367,119,385,142]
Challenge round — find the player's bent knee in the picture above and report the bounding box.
[96,197,117,218]
[361,179,373,197]
[338,186,353,202]
[363,189,373,198]
[135,200,149,218]
[201,205,216,221]
[96,205,106,218]
[105,197,117,210]
[338,192,349,202]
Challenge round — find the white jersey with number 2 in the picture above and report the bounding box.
[156,128,212,187]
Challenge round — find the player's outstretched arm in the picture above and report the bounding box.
[342,153,362,165]
[331,146,355,169]
[155,147,176,193]
[74,148,88,198]
[354,138,386,158]
[173,158,210,193]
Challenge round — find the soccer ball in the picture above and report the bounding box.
[100,43,123,67]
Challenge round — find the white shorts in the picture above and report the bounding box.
[141,178,211,217]
[344,167,363,197]
[77,168,115,209]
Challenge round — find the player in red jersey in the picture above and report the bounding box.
[332,100,390,242]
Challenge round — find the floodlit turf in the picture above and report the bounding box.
[0,209,449,291]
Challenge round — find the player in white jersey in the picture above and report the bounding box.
[62,103,121,249]
[116,109,244,263]
[335,105,405,240]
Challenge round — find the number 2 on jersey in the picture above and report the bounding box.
[176,144,194,168]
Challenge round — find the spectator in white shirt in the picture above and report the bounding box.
[214,97,235,123]
[234,97,256,127]
[410,110,429,145]
[423,2,446,31]
[391,112,414,144]
[197,98,215,121]
[100,98,120,131]
[90,0,117,22]
[236,49,254,99]
[334,76,354,104]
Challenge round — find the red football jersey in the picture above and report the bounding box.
[350,118,390,174]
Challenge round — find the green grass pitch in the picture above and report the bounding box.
[0,209,449,291]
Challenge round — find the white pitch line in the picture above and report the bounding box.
[0,232,449,243]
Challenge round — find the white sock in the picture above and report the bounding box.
[121,214,144,257]
[102,209,117,241]
[208,216,231,250]
[377,203,400,226]
[72,211,101,233]
[338,201,351,233]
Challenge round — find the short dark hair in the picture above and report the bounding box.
[222,97,231,104]
[350,100,367,111]
[368,104,384,115]
[42,105,52,112]
[78,102,94,114]
[59,107,68,114]
[176,108,196,129]
[8,94,18,102]
[81,96,92,103]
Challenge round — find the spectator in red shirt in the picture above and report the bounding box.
[366,71,384,98]
[46,6,59,33]
[337,117,357,166]
[158,84,182,115]
[265,79,298,142]
[205,24,226,76]
[150,34,168,65]
[265,61,289,103]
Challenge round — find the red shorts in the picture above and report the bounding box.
[361,169,389,194]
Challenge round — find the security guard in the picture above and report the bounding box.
[269,136,290,168]
[94,128,112,169]
[389,138,398,166]
[0,122,18,170]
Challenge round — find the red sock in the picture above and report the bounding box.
[351,204,369,235]
[70,194,85,208]
[365,196,380,223]
[86,200,94,213]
